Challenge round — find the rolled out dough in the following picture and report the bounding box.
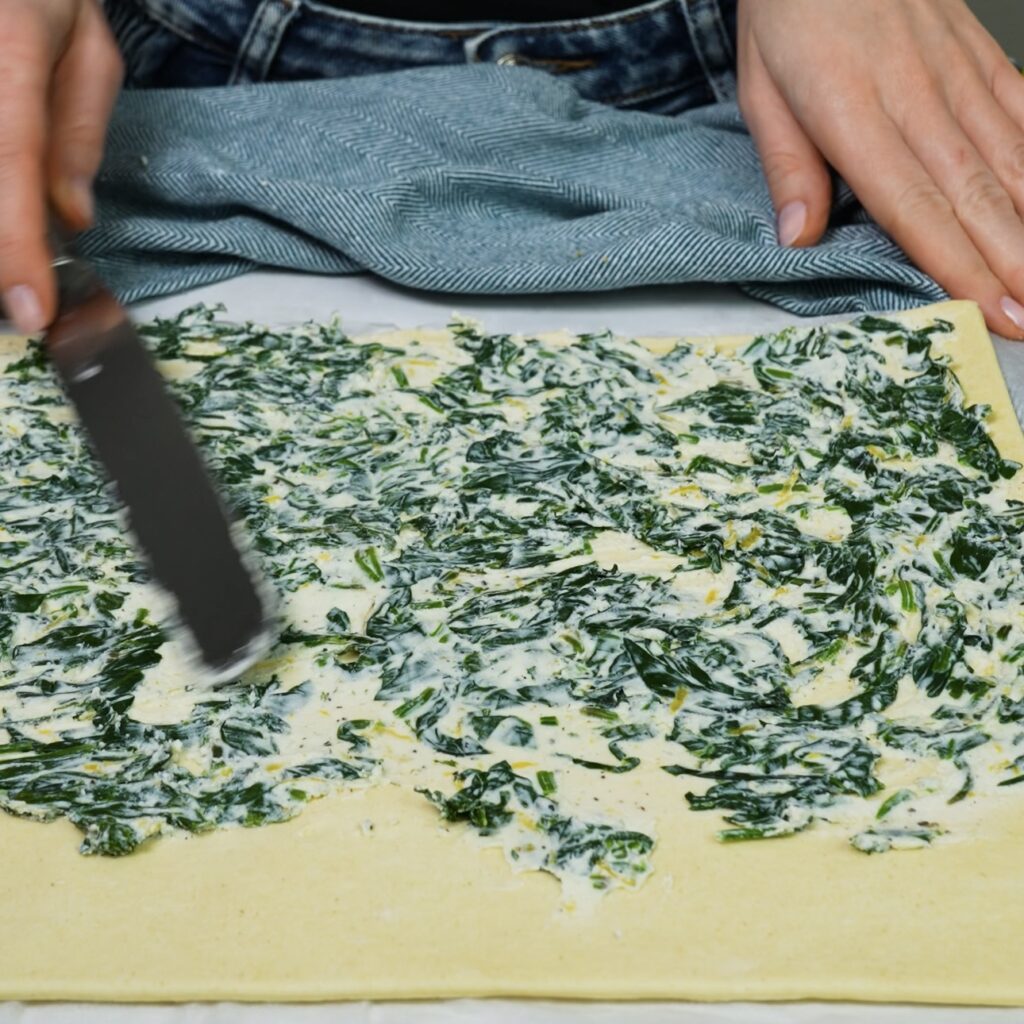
[0,299,1022,1005]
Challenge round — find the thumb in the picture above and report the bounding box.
[738,42,832,247]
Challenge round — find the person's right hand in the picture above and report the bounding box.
[1,0,122,335]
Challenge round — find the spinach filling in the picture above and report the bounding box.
[1,307,1022,890]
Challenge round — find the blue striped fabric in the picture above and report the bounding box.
[85,64,945,315]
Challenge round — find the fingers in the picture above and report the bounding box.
[0,0,122,335]
[989,57,1024,142]
[943,69,1024,221]
[900,97,1024,302]
[951,6,1019,93]
[0,17,53,334]
[821,111,1023,338]
[48,0,123,231]
[738,34,832,248]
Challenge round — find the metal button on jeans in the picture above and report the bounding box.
[496,53,523,66]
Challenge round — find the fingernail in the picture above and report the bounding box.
[68,176,95,224]
[54,175,95,227]
[1000,296,1024,334]
[3,285,46,335]
[777,200,807,247]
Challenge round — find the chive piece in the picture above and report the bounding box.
[354,546,384,582]
[394,688,435,719]
[876,789,914,819]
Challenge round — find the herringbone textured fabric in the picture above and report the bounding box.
[85,65,945,315]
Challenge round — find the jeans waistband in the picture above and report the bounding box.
[111,0,736,112]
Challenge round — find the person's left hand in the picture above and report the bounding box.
[737,0,1024,338]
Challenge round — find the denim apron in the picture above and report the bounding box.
[102,0,738,116]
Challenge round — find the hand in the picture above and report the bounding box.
[738,0,1024,338]
[0,0,122,334]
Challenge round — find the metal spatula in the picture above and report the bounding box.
[44,223,272,683]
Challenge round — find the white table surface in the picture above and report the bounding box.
[7,270,1024,1023]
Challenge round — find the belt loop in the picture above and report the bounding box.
[229,0,302,85]
[464,27,501,65]
[678,0,737,103]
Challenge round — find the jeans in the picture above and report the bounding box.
[103,0,738,115]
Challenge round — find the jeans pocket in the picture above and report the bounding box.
[611,76,715,115]
[102,0,235,87]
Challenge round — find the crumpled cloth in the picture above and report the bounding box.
[84,64,944,315]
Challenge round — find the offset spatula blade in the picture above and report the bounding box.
[44,230,271,682]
